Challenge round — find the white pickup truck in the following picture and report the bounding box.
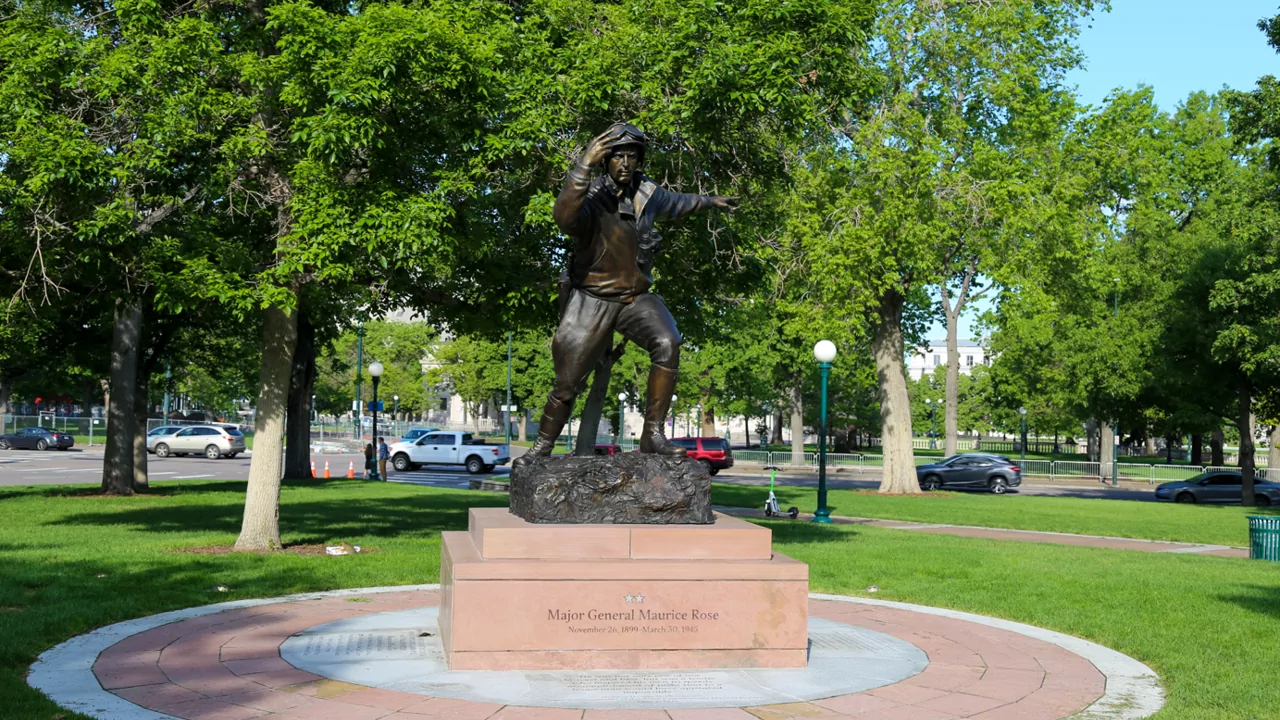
[388,431,509,474]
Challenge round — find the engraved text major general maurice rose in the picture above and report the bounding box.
[547,599,722,635]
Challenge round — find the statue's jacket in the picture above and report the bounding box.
[554,165,713,302]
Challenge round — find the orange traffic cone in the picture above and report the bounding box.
[310,459,317,478]
[323,459,331,479]
[347,460,355,479]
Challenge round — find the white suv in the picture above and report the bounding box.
[149,425,247,459]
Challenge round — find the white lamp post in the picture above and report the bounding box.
[617,392,627,448]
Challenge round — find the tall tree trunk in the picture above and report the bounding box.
[519,410,528,443]
[1165,435,1174,464]
[1211,428,1224,466]
[574,343,625,456]
[1191,432,1203,466]
[1085,418,1098,462]
[701,404,716,437]
[874,291,919,494]
[81,379,95,418]
[1143,435,1156,457]
[132,369,149,490]
[102,300,142,495]
[770,407,784,445]
[1238,385,1256,507]
[0,377,11,433]
[1268,425,1280,479]
[1099,422,1114,481]
[943,304,960,457]
[284,310,316,479]
[235,304,299,551]
[789,379,804,465]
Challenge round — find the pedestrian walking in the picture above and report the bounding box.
[377,436,389,481]
[363,442,374,480]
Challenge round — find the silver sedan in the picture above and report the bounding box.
[1154,471,1280,506]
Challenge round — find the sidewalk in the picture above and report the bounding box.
[715,506,1250,558]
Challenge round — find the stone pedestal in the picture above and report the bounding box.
[440,507,809,671]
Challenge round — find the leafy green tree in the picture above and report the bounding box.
[798,0,1100,492]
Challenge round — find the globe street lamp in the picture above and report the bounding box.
[369,361,384,480]
[813,340,837,524]
[1019,406,1028,464]
[670,394,678,438]
[925,398,936,450]
[617,392,627,447]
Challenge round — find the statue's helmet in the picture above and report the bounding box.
[605,122,647,164]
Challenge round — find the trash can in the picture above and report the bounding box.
[1248,516,1280,561]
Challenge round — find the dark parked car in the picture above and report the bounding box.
[593,444,623,456]
[0,427,75,451]
[1155,472,1280,506]
[915,453,1022,494]
[671,437,734,475]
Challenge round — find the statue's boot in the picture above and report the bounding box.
[639,365,686,456]
[512,397,571,469]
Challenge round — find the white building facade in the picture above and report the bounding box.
[907,340,988,380]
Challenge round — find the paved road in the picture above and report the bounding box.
[0,447,1158,502]
[0,448,502,488]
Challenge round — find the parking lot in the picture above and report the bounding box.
[0,448,500,490]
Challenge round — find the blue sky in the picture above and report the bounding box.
[931,0,1279,344]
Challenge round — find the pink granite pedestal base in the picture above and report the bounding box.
[439,508,809,671]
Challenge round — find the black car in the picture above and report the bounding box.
[915,453,1021,494]
[0,427,76,451]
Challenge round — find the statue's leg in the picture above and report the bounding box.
[513,291,620,467]
[617,294,685,456]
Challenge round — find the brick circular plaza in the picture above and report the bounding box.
[29,585,1163,720]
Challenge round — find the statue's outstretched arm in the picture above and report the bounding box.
[653,187,738,220]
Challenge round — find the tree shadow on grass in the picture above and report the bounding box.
[765,519,856,545]
[1218,584,1280,622]
[49,488,508,541]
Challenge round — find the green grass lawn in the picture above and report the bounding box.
[1,479,1278,719]
[712,484,1279,547]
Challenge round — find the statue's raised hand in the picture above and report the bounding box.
[710,196,739,211]
[581,127,624,167]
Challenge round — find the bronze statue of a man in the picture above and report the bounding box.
[514,123,736,467]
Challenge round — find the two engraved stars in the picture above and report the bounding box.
[624,593,646,604]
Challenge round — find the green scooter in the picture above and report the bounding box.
[762,466,800,519]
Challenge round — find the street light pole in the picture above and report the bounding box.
[926,398,936,450]
[813,340,837,524]
[617,392,627,447]
[354,324,365,441]
[505,332,513,448]
[1113,278,1120,487]
[670,395,678,438]
[369,361,384,480]
[1019,406,1028,464]
[393,395,399,437]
